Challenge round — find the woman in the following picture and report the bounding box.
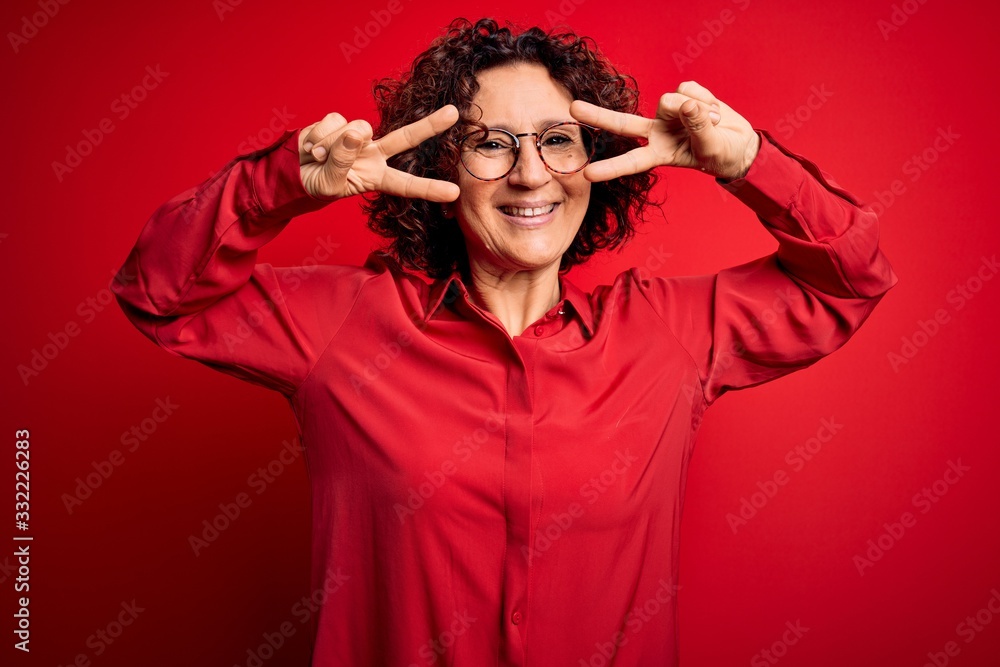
[113,17,896,667]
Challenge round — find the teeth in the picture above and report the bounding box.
[500,204,556,218]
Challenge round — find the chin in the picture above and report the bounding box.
[501,248,566,271]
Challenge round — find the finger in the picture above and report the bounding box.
[676,81,719,108]
[380,168,460,202]
[301,112,347,152]
[583,146,661,182]
[569,100,654,138]
[678,98,718,143]
[658,93,721,125]
[312,119,372,162]
[322,129,366,185]
[376,105,459,158]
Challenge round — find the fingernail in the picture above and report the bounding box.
[343,133,361,150]
[303,141,314,151]
[709,111,721,123]
[313,146,327,160]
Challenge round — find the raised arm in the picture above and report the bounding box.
[111,106,459,395]
[573,82,897,403]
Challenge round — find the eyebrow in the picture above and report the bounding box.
[484,119,574,133]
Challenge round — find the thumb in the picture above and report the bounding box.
[323,131,364,186]
[679,99,726,170]
[679,99,717,136]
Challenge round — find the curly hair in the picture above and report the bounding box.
[363,17,658,279]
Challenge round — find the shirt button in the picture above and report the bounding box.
[533,326,544,336]
[511,611,522,625]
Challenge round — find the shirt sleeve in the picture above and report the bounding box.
[110,128,372,396]
[633,130,899,405]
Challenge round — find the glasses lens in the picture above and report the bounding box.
[539,124,595,174]
[460,129,517,180]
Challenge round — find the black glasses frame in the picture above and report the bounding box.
[458,121,601,182]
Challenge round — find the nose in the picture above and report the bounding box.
[507,140,552,188]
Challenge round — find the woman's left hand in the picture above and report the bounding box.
[570,81,760,182]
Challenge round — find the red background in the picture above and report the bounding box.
[4,0,999,665]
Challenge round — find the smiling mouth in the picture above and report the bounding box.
[498,203,557,218]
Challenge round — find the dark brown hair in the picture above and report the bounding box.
[364,17,658,279]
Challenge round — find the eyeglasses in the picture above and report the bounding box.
[458,122,600,181]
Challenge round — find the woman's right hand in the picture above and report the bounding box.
[298,105,460,203]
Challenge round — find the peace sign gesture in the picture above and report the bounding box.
[569,81,760,182]
[298,105,461,203]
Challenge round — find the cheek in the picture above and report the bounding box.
[456,201,491,236]
[454,186,498,240]
[565,180,592,216]
[456,178,496,214]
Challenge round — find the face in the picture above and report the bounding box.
[454,63,591,276]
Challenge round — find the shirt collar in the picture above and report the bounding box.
[426,268,595,338]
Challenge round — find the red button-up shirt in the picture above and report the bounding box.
[112,127,896,666]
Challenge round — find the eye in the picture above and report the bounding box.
[542,133,573,146]
[465,130,516,155]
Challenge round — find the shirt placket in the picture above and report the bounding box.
[500,341,532,665]
[452,293,568,666]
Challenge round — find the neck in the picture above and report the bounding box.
[465,257,562,337]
